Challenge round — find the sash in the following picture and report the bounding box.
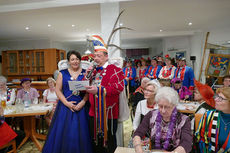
[139,67,147,79]
[175,66,185,80]
[148,66,158,79]
[162,66,172,78]
[125,67,132,78]
[95,86,107,146]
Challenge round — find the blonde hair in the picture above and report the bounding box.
[46,77,56,85]
[216,87,230,102]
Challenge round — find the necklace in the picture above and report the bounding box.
[219,113,230,131]
[155,108,177,150]
[69,68,81,80]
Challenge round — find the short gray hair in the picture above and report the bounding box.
[141,77,150,84]
[0,76,7,84]
[155,87,179,106]
[146,79,161,90]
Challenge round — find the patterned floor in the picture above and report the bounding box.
[18,114,133,152]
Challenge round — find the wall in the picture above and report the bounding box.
[121,38,163,58]
[0,39,51,51]
[162,33,206,82]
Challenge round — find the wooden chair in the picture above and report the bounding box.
[195,113,203,131]
[0,139,17,153]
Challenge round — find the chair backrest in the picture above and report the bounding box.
[195,113,203,131]
[0,139,17,153]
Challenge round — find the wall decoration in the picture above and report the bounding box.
[205,53,230,77]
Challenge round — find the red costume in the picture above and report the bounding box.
[89,63,124,119]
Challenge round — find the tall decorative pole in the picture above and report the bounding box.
[198,32,210,81]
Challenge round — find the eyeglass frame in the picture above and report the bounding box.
[214,94,228,102]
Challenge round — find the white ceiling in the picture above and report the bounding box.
[0,0,230,45]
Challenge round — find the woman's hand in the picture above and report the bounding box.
[65,101,76,112]
[135,145,143,153]
[73,100,86,111]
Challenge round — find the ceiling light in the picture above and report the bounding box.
[25,27,30,30]
[188,22,192,26]
[160,29,163,32]
[48,24,51,27]
[72,24,75,27]
[119,23,123,26]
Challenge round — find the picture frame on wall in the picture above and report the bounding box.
[205,53,230,77]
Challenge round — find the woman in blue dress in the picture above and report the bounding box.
[43,51,93,153]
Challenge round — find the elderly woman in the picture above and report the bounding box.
[0,76,16,106]
[195,87,230,152]
[133,79,161,131]
[132,77,150,107]
[193,80,215,114]
[43,77,58,125]
[16,78,39,104]
[133,87,192,153]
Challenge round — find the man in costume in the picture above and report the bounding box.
[144,56,162,80]
[174,57,195,90]
[123,59,136,94]
[85,35,124,153]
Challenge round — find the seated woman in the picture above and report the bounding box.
[133,87,192,153]
[0,76,16,105]
[194,80,215,114]
[43,77,58,125]
[131,77,150,107]
[171,78,192,100]
[16,78,39,104]
[133,79,161,131]
[195,87,230,152]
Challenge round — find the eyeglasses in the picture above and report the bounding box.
[144,89,155,93]
[214,94,228,101]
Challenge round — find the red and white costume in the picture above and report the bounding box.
[89,61,124,120]
[158,65,176,80]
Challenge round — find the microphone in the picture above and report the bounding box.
[86,62,97,79]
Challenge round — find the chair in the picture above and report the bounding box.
[0,139,17,153]
[195,113,203,131]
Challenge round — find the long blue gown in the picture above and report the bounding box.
[42,69,93,153]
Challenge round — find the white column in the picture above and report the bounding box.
[100,2,124,147]
[100,2,121,58]
[190,32,207,83]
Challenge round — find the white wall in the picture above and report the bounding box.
[0,39,51,51]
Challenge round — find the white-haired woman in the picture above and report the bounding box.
[133,79,161,131]
[133,87,192,153]
[0,76,16,106]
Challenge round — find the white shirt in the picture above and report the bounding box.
[43,89,58,102]
[133,99,157,130]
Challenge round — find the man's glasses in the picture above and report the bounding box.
[214,94,228,101]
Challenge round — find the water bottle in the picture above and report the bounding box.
[24,92,31,108]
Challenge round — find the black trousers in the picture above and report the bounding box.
[89,117,118,153]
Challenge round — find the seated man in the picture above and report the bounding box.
[223,75,230,87]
